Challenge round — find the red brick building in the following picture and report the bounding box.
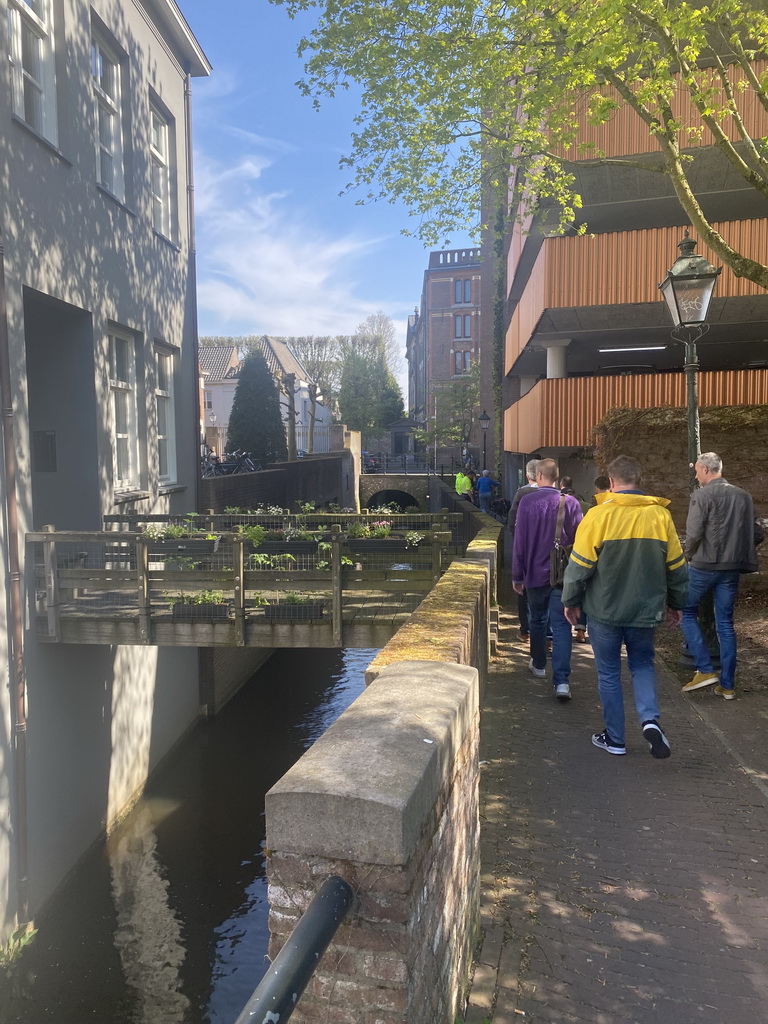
[406,248,484,462]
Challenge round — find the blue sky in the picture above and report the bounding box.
[180,0,469,381]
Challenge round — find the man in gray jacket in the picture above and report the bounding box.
[681,452,758,700]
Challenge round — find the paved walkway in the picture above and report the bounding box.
[466,603,768,1024]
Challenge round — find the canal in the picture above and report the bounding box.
[0,647,375,1024]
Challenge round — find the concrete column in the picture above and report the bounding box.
[543,339,571,379]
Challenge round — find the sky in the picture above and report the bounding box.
[180,0,470,387]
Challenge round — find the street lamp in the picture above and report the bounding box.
[658,230,721,490]
[478,408,490,471]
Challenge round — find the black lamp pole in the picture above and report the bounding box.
[478,409,490,471]
[659,231,722,666]
[658,230,722,492]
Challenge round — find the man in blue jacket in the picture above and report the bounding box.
[476,470,499,514]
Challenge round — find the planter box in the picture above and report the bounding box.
[263,602,326,621]
[253,540,318,554]
[149,537,219,557]
[347,538,416,553]
[172,602,231,621]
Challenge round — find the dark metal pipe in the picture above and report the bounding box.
[234,875,354,1024]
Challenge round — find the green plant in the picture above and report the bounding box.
[297,500,316,513]
[283,591,310,604]
[165,556,199,571]
[167,589,226,608]
[244,552,296,570]
[0,924,37,970]
[143,522,189,540]
[370,519,391,538]
[405,530,425,548]
[237,524,266,546]
[346,521,371,539]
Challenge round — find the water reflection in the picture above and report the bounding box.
[0,647,374,1024]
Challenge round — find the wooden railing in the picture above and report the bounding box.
[27,522,459,649]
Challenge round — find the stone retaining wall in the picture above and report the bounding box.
[266,661,480,1024]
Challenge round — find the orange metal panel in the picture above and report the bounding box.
[559,62,768,161]
[504,370,768,453]
[546,221,767,308]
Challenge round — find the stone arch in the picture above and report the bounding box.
[365,489,420,511]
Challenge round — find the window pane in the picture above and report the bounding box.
[158,437,168,479]
[454,351,462,374]
[157,353,169,392]
[454,280,462,304]
[454,315,462,338]
[464,315,471,338]
[464,351,471,372]
[21,22,41,79]
[464,279,471,303]
[114,390,128,433]
[116,437,129,480]
[157,394,167,435]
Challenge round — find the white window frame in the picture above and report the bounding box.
[7,0,58,144]
[109,331,139,491]
[155,346,177,484]
[92,34,125,200]
[150,104,171,237]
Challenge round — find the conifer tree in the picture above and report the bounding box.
[225,350,287,465]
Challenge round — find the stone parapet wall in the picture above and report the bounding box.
[266,659,481,1024]
[365,559,491,690]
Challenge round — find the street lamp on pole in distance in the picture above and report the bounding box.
[658,230,721,492]
[478,408,490,471]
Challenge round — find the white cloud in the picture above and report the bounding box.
[193,149,402,338]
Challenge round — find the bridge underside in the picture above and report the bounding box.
[34,590,425,650]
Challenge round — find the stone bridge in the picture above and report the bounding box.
[359,473,432,511]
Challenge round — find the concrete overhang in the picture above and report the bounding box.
[511,293,768,378]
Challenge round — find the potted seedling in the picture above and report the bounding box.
[263,591,327,621]
[168,589,231,621]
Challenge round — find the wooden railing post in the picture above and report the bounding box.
[42,525,59,641]
[431,530,451,583]
[234,535,246,645]
[136,537,151,645]
[331,524,342,647]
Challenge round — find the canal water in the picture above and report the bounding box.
[1,647,375,1024]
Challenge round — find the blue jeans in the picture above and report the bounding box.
[527,586,572,687]
[479,492,492,514]
[681,567,740,688]
[588,621,660,745]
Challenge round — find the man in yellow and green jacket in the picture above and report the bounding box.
[561,455,688,760]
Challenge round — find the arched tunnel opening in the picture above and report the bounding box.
[365,489,420,511]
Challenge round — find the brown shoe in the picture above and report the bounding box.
[574,630,588,643]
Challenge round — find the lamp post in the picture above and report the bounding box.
[659,231,722,667]
[658,230,722,491]
[478,408,490,471]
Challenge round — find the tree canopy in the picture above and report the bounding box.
[337,349,404,435]
[272,0,768,287]
[226,350,287,464]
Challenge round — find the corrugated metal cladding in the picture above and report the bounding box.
[559,61,767,161]
[505,369,768,452]
[504,219,767,373]
[546,220,768,307]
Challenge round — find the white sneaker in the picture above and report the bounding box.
[555,683,571,702]
[528,657,545,678]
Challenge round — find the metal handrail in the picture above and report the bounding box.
[234,875,354,1024]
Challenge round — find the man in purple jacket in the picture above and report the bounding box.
[512,459,583,700]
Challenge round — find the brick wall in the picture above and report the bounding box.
[266,661,483,1023]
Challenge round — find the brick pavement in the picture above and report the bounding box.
[464,605,768,1024]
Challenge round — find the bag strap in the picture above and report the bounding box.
[553,494,566,549]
